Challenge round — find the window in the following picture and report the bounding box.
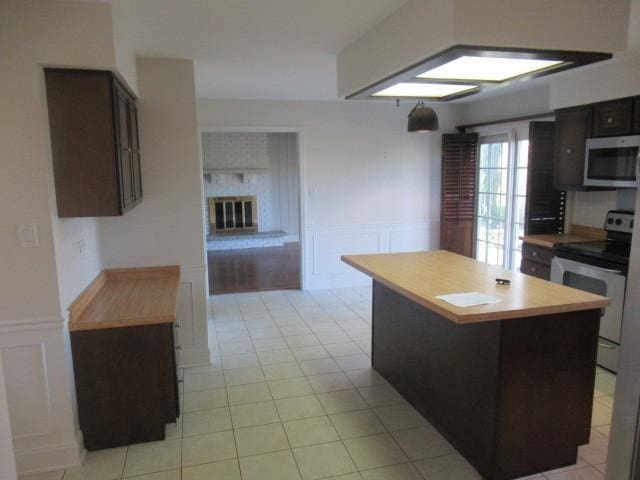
[474,126,530,270]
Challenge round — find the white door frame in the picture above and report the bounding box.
[197,125,307,291]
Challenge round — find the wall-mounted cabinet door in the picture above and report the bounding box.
[633,98,640,134]
[45,68,142,217]
[592,99,633,137]
[554,106,592,191]
[114,85,136,212]
[129,102,143,202]
[525,121,565,235]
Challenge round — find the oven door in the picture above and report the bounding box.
[550,256,626,343]
[584,136,640,188]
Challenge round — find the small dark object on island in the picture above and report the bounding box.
[495,278,511,285]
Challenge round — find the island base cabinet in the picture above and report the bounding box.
[371,281,599,480]
[71,323,179,450]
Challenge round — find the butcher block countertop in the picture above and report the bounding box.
[520,224,606,249]
[341,250,609,324]
[68,266,180,332]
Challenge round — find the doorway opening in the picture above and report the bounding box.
[200,131,302,295]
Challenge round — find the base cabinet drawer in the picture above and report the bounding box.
[522,243,553,265]
[521,259,551,280]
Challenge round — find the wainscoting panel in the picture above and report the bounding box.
[1,343,51,439]
[178,265,211,367]
[0,317,83,475]
[305,221,438,290]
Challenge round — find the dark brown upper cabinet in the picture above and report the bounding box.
[45,69,142,217]
[633,98,640,134]
[553,106,593,191]
[525,122,565,235]
[592,98,633,137]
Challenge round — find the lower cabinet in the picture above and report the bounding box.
[71,323,179,450]
[520,243,552,280]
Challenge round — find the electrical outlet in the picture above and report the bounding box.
[73,239,87,256]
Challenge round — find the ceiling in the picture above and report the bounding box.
[109,0,409,100]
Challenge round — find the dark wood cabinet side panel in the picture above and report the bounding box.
[372,281,500,477]
[494,311,599,478]
[71,324,178,450]
[553,107,592,191]
[45,70,120,217]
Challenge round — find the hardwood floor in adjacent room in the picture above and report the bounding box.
[208,242,301,295]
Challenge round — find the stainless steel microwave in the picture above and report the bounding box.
[584,135,640,188]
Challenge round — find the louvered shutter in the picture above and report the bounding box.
[440,133,478,257]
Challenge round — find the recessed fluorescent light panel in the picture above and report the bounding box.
[417,56,565,82]
[346,46,611,101]
[372,82,477,98]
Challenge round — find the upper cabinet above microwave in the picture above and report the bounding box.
[592,99,634,137]
[553,95,640,191]
[45,69,142,217]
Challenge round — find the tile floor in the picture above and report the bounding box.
[20,287,616,480]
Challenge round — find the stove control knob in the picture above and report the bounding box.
[607,218,614,224]
[615,218,622,226]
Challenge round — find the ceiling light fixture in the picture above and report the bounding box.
[372,82,477,99]
[347,46,611,102]
[417,56,566,82]
[407,102,438,132]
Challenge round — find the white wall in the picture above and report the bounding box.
[0,1,124,473]
[100,57,210,367]
[268,133,300,239]
[198,99,464,289]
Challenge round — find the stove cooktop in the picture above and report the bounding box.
[555,240,631,265]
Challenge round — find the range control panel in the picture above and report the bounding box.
[604,210,635,234]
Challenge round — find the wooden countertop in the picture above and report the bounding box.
[68,266,180,332]
[520,225,606,249]
[341,251,609,324]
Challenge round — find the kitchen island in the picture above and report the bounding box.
[342,251,609,480]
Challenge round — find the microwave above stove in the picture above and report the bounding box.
[584,135,640,188]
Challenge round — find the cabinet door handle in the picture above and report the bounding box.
[532,251,538,257]
[566,148,572,154]
[607,117,613,124]
[598,341,616,350]
[531,266,537,272]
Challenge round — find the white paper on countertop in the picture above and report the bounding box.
[435,292,503,308]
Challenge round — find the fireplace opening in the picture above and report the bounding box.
[208,195,257,234]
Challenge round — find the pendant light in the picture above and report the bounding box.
[407,101,439,132]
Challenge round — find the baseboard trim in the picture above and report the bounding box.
[179,344,211,368]
[15,430,84,475]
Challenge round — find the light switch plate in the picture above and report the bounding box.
[18,223,38,247]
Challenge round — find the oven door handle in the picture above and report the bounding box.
[584,264,623,275]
